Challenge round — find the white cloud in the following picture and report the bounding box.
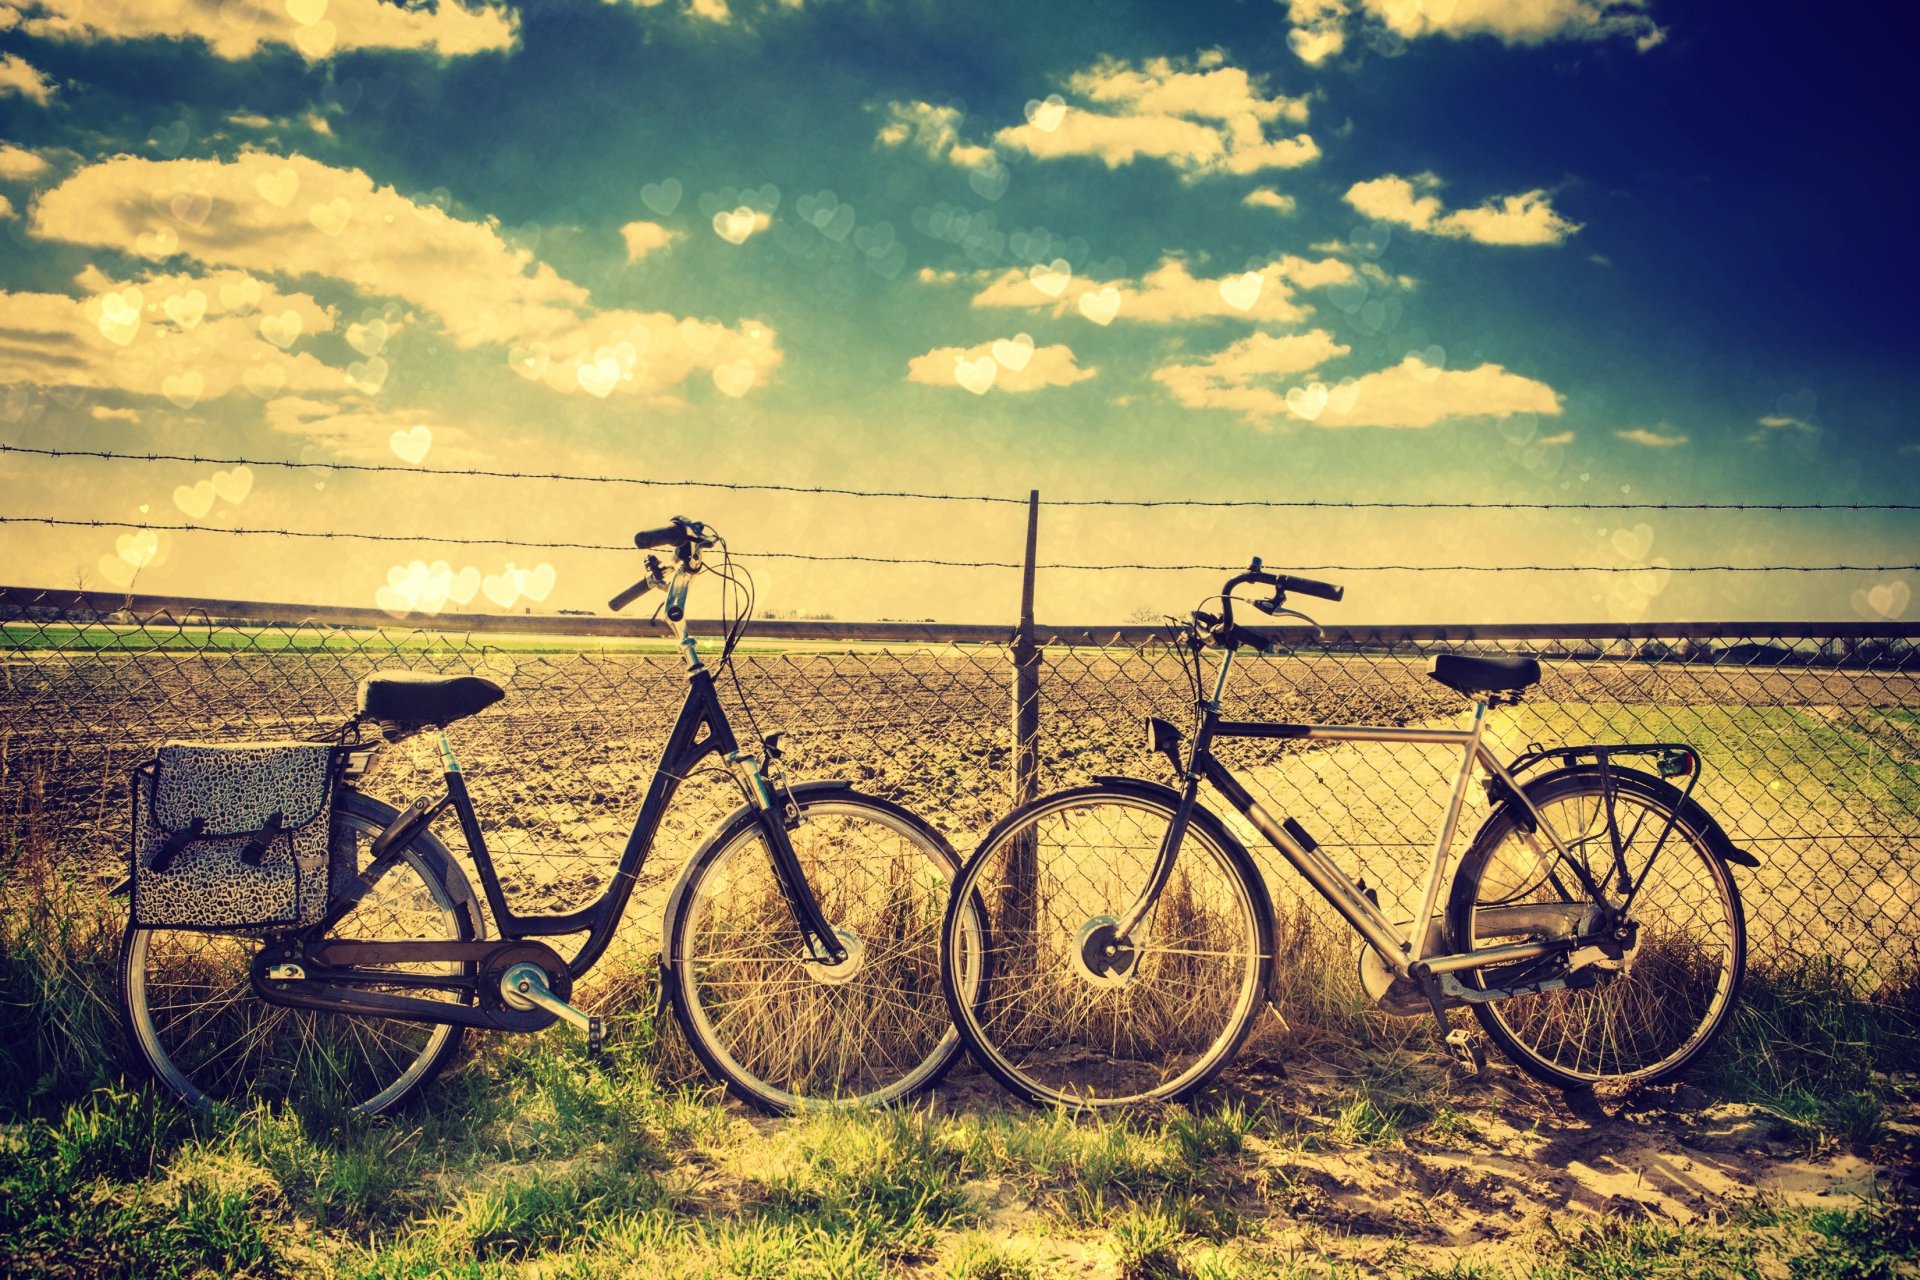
[995,52,1318,178]
[1538,429,1575,445]
[0,51,55,103]
[1285,0,1664,63]
[1747,414,1819,446]
[1243,187,1297,214]
[876,101,993,167]
[262,396,490,465]
[1345,173,1580,246]
[620,220,675,261]
[1366,0,1664,49]
[0,268,344,404]
[1616,426,1688,448]
[0,143,50,182]
[1282,354,1562,428]
[29,152,781,399]
[1284,0,1350,63]
[605,0,736,20]
[1152,329,1352,419]
[970,254,1354,326]
[2,0,518,60]
[905,338,1095,394]
[1158,342,1560,428]
[0,195,13,220]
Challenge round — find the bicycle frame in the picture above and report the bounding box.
[305,620,844,990]
[1120,647,1663,998]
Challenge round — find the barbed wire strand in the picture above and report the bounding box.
[4,516,1913,574]
[2,445,1913,512]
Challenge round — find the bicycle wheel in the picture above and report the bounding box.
[942,782,1270,1108]
[664,788,980,1113]
[1447,768,1745,1090]
[121,791,480,1116]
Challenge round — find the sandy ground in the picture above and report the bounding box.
[922,1055,1916,1278]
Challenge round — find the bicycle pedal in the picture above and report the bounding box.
[587,1017,606,1058]
[1445,1027,1487,1075]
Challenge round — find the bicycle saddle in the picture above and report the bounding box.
[358,672,505,727]
[1426,653,1541,697]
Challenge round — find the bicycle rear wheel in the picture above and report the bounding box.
[120,791,480,1116]
[1448,768,1745,1090]
[942,782,1270,1108]
[664,789,978,1113]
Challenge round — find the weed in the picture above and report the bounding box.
[1115,1206,1193,1280]
[947,1232,1041,1280]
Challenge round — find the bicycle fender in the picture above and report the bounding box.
[335,789,488,928]
[656,779,866,972]
[1504,765,1759,869]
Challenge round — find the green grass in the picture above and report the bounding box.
[1706,951,1920,1147]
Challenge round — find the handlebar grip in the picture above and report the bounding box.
[1281,574,1344,602]
[608,579,654,612]
[633,523,685,551]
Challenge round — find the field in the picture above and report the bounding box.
[3,625,1917,1276]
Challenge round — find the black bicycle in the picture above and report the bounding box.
[940,561,1752,1106]
[121,518,985,1115]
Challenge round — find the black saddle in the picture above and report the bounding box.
[358,673,505,728]
[1426,653,1540,698]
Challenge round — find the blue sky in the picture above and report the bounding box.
[0,0,1914,624]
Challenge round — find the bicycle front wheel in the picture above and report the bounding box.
[120,791,480,1116]
[1448,768,1746,1090]
[942,783,1270,1108]
[664,789,978,1113]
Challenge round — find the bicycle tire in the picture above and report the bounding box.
[663,788,981,1113]
[120,790,481,1116]
[1447,767,1746,1090]
[941,781,1271,1108]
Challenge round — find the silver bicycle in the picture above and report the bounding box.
[940,560,1753,1106]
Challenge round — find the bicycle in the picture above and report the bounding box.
[121,517,984,1115]
[939,560,1754,1107]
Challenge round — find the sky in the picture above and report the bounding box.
[0,0,1915,626]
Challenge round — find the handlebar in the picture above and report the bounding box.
[607,576,656,613]
[1223,565,1344,603]
[609,518,712,614]
[632,523,686,551]
[1189,558,1345,652]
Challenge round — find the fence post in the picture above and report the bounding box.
[1006,491,1041,936]
[1011,489,1041,807]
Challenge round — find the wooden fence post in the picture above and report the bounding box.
[1006,490,1041,934]
[1011,489,1041,807]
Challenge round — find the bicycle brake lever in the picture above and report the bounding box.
[1263,605,1323,637]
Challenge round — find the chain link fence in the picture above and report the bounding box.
[4,588,1916,1004]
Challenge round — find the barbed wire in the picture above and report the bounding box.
[3,445,1913,512]
[4,516,1913,574]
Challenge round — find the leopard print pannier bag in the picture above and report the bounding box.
[129,741,340,931]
